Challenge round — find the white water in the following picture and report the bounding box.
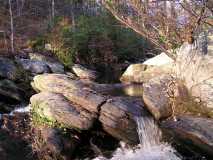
[0,104,31,119]
[9,105,31,115]
[94,117,181,160]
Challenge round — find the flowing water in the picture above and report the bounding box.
[94,116,181,160]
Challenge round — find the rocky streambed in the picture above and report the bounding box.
[0,42,213,160]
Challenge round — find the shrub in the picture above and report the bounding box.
[33,11,155,68]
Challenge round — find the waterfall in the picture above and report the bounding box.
[94,116,181,160]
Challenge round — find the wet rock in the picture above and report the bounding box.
[0,57,24,81]
[143,75,173,120]
[72,64,98,80]
[16,58,51,74]
[99,97,147,144]
[120,63,173,83]
[161,116,213,156]
[0,79,24,103]
[30,92,97,130]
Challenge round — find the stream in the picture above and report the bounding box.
[0,83,209,160]
[94,116,181,160]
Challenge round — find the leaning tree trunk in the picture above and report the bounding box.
[51,0,55,21]
[9,0,14,53]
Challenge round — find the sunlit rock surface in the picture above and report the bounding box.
[72,64,98,80]
[143,52,174,66]
[120,63,173,83]
[32,73,81,93]
[175,43,213,111]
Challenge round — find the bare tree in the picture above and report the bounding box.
[103,0,212,58]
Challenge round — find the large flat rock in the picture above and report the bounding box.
[99,97,148,144]
[32,74,106,113]
[162,116,213,156]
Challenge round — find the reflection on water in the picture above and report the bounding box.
[103,84,143,97]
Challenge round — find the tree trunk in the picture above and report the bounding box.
[9,0,14,53]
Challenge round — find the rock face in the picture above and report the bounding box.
[175,43,213,111]
[72,64,98,80]
[162,116,213,156]
[120,63,173,83]
[143,75,173,120]
[99,97,147,144]
[0,57,24,81]
[30,92,97,130]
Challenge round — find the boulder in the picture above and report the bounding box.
[120,63,173,83]
[143,75,173,120]
[30,92,97,130]
[72,64,98,80]
[16,58,51,74]
[99,97,148,144]
[32,74,106,113]
[29,52,65,73]
[0,57,24,81]
[0,79,24,103]
[120,64,147,83]
[143,52,174,66]
[161,116,213,156]
[46,62,64,73]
